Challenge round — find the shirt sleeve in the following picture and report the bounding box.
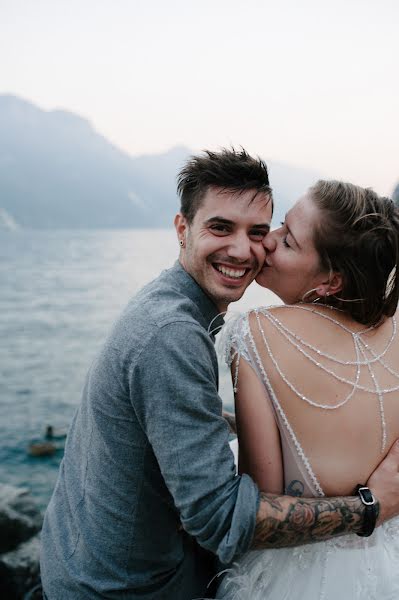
[131,320,259,564]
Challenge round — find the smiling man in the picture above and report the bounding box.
[175,187,271,311]
[41,148,399,600]
[40,148,272,600]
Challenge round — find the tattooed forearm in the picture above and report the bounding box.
[252,493,380,549]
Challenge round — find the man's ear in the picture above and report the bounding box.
[318,272,343,298]
[174,213,188,246]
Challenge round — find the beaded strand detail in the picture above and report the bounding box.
[252,306,397,454]
[250,312,325,496]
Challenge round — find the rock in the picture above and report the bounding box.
[0,484,42,554]
[0,534,40,600]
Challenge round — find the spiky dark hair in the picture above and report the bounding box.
[177,147,272,222]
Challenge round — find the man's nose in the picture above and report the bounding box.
[227,232,252,261]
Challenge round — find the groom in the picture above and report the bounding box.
[41,148,399,599]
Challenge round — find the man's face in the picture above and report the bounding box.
[175,186,272,311]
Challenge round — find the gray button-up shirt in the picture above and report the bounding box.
[40,262,259,599]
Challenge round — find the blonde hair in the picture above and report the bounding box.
[310,180,399,326]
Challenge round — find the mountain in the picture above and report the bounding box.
[0,94,321,229]
[393,183,399,206]
[0,95,190,229]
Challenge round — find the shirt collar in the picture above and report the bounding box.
[170,261,225,339]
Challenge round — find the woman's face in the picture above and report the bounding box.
[256,192,329,304]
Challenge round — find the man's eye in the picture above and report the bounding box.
[210,224,229,234]
[250,230,268,240]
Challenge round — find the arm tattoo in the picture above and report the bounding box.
[252,492,380,549]
[285,480,304,497]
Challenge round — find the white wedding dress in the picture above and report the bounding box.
[215,307,399,600]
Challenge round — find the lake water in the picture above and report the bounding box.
[0,229,279,510]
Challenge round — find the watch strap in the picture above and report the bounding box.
[355,484,377,537]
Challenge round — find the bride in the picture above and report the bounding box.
[217,180,399,599]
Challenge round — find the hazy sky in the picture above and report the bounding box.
[1,0,398,195]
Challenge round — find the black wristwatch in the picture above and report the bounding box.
[355,484,377,537]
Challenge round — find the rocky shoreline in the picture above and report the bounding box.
[0,484,43,599]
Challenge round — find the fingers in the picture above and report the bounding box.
[376,439,399,476]
[222,410,235,418]
[384,439,399,468]
[367,439,399,524]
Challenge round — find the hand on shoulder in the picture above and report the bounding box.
[367,439,399,524]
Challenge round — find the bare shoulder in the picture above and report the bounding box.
[246,305,297,341]
[248,304,310,326]
[247,304,338,343]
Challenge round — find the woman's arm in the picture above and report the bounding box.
[233,356,283,494]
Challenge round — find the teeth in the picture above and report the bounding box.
[216,265,246,278]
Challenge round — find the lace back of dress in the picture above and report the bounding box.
[223,305,399,499]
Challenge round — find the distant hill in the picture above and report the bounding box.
[393,183,399,206]
[0,94,322,229]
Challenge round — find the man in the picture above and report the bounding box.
[41,148,399,599]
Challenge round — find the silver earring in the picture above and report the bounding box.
[179,239,184,247]
[301,288,320,303]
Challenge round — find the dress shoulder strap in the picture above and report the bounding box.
[247,309,325,496]
[220,307,325,497]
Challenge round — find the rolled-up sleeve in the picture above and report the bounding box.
[131,320,260,564]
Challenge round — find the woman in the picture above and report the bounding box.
[217,180,399,599]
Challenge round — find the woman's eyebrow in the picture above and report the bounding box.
[284,215,301,249]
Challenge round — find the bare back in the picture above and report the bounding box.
[232,304,399,497]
